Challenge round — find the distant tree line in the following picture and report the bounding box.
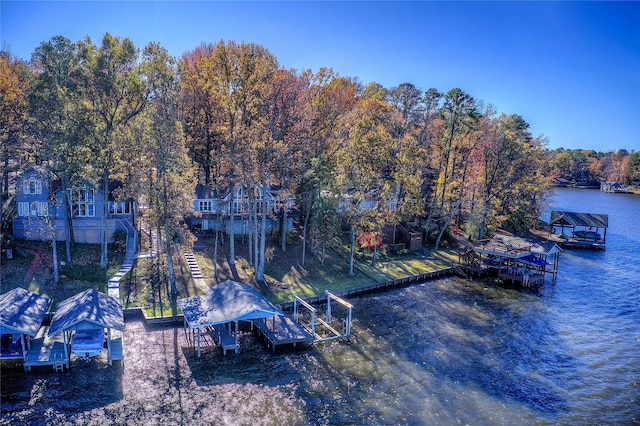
[545,148,640,186]
[2,33,630,278]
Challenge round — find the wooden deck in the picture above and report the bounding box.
[24,326,68,372]
[210,324,238,355]
[252,315,313,351]
[498,271,545,286]
[557,238,606,250]
[108,331,124,365]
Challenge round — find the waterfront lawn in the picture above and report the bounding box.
[262,244,458,304]
[186,234,459,304]
[0,241,123,310]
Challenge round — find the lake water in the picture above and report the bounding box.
[293,189,639,424]
[1,188,639,425]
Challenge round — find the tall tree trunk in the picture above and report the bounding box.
[61,175,72,262]
[100,169,109,268]
[162,174,177,300]
[228,199,235,265]
[435,203,458,251]
[348,227,356,276]
[253,200,259,272]
[281,207,287,253]
[256,184,268,281]
[301,192,313,267]
[440,119,457,210]
[51,228,59,284]
[213,228,219,282]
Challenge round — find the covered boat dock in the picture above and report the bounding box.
[0,287,53,371]
[460,234,561,286]
[549,211,608,250]
[177,280,313,358]
[48,289,125,368]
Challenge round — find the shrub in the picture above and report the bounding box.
[112,229,127,253]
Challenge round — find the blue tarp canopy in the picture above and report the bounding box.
[0,287,51,337]
[48,289,124,337]
[177,280,282,329]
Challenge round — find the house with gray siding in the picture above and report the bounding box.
[12,166,135,245]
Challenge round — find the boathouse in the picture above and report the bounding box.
[460,234,561,286]
[48,289,124,368]
[549,210,608,250]
[0,288,51,368]
[177,280,313,357]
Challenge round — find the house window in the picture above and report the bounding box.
[109,202,131,215]
[70,186,95,217]
[29,202,48,217]
[23,178,42,195]
[18,202,29,217]
[199,201,213,212]
[37,202,48,217]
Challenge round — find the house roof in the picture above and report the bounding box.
[550,211,609,228]
[194,183,224,200]
[0,288,51,337]
[473,234,562,258]
[48,289,124,337]
[554,177,571,183]
[177,280,282,329]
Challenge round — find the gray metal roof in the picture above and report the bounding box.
[0,287,51,337]
[177,280,282,329]
[48,289,124,337]
[550,211,609,228]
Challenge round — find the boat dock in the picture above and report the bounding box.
[24,326,67,372]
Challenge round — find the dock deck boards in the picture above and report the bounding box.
[24,326,67,372]
[108,331,124,365]
[252,315,313,350]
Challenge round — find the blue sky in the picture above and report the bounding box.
[2,1,639,152]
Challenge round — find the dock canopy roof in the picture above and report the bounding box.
[177,280,282,329]
[48,289,124,337]
[550,211,609,229]
[0,287,51,337]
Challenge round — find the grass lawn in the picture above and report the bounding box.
[0,241,124,310]
[2,230,460,313]
[186,232,459,304]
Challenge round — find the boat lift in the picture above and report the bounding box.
[292,291,353,343]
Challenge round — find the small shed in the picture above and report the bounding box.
[0,288,51,361]
[48,289,124,365]
[549,210,609,249]
[177,280,283,357]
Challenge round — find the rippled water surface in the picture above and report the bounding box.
[2,188,639,425]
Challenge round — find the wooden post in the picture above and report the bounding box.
[197,327,201,358]
[106,328,112,363]
[234,321,239,354]
[326,291,331,325]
